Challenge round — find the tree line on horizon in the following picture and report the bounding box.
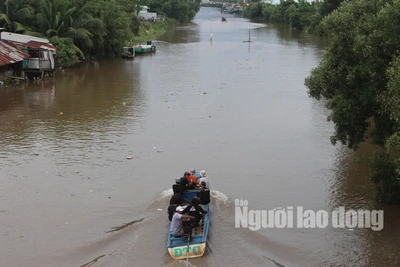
[243,0,344,33]
[0,0,200,66]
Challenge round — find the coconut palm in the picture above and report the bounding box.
[35,0,105,59]
[0,0,33,33]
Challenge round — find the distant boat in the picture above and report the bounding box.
[121,46,135,59]
[134,40,156,54]
[167,189,210,260]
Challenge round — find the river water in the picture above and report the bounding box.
[1,7,399,267]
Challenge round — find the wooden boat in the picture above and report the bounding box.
[134,40,156,54]
[167,189,210,260]
[121,47,135,59]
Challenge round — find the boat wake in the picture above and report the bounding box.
[210,190,229,203]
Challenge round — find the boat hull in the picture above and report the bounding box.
[122,47,135,59]
[121,54,134,59]
[168,243,206,259]
[134,45,156,54]
[167,189,210,260]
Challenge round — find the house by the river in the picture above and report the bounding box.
[0,30,56,83]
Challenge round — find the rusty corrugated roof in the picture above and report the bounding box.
[0,40,30,67]
[25,40,56,51]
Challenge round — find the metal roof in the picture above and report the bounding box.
[0,32,50,44]
[0,40,30,67]
[0,32,56,51]
[25,41,56,51]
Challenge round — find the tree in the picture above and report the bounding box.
[322,0,345,16]
[162,0,198,23]
[305,0,400,203]
[0,0,33,33]
[305,0,396,148]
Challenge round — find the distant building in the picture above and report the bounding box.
[138,6,158,21]
[261,0,281,4]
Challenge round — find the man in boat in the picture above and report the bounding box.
[168,204,177,221]
[180,172,194,192]
[182,198,207,226]
[170,206,195,236]
[197,181,210,205]
[172,177,181,194]
[199,170,210,188]
[188,169,197,185]
[190,168,201,179]
[170,188,183,205]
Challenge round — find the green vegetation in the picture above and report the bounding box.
[304,0,400,204]
[0,0,200,66]
[133,19,175,45]
[244,0,344,33]
[245,0,400,203]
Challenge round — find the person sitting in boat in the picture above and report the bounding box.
[197,181,210,205]
[170,189,183,205]
[188,169,197,184]
[170,206,195,236]
[199,170,210,189]
[190,168,201,181]
[172,177,181,194]
[180,172,195,192]
[168,204,177,221]
[183,198,207,226]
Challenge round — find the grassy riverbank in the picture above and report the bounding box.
[130,19,176,45]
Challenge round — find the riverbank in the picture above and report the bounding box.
[129,19,176,45]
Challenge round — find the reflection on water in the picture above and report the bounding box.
[329,142,400,266]
[0,6,399,267]
[0,59,146,168]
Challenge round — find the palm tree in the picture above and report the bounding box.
[35,0,105,59]
[0,0,33,33]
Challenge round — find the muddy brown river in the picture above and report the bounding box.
[0,7,399,267]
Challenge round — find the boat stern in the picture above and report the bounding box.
[168,243,206,259]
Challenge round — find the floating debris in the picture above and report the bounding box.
[81,254,106,267]
[74,170,80,174]
[157,208,162,211]
[126,156,133,160]
[59,112,63,115]
[157,150,163,153]
[106,218,145,233]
